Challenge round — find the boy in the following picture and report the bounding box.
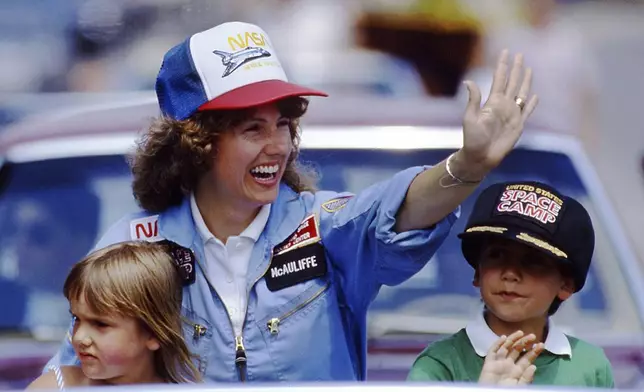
[407,181,614,388]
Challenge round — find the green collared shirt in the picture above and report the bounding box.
[408,315,614,388]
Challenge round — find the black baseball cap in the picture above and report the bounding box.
[457,181,595,292]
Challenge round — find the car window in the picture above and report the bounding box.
[0,155,136,338]
[0,147,640,341]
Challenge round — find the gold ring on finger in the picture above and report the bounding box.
[514,96,526,111]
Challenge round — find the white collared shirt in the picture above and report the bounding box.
[190,193,271,336]
[465,310,572,358]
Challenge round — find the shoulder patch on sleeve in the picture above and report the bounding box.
[321,196,353,213]
[129,215,162,242]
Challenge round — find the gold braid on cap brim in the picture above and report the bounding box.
[464,226,568,259]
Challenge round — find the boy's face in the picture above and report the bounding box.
[474,238,574,323]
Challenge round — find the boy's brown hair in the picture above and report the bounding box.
[130,96,318,213]
[64,241,201,383]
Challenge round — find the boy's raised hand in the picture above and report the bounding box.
[478,330,545,385]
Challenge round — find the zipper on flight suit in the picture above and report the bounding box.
[234,336,247,381]
[267,282,330,335]
[195,247,274,382]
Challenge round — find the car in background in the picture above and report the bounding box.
[0,94,643,389]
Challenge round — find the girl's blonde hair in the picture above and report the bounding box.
[64,241,201,383]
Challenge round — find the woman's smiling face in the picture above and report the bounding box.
[209,102,293,207]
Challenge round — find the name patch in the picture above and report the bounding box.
[265,242,327,292]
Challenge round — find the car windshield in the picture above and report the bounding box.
[0,146,640,340]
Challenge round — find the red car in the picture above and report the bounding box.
[1,94,643,389]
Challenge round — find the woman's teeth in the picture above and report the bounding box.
[250,164,279,179]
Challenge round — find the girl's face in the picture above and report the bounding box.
[208,102,293,207]
[474,238,573,323]
[70,296,162,384]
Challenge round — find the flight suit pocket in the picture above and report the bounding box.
[181,307,213,376]
[256,279,356,380]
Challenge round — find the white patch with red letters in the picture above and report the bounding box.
[274,214,320,256]
[129,215,162,242]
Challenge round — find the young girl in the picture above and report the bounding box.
[28,241,201,389]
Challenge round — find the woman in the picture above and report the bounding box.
[46,21,538,382]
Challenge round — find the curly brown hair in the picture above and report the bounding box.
[130,97,318,213]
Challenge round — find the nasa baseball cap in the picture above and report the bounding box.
[155,21,328,120]
[457,181,595,292]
